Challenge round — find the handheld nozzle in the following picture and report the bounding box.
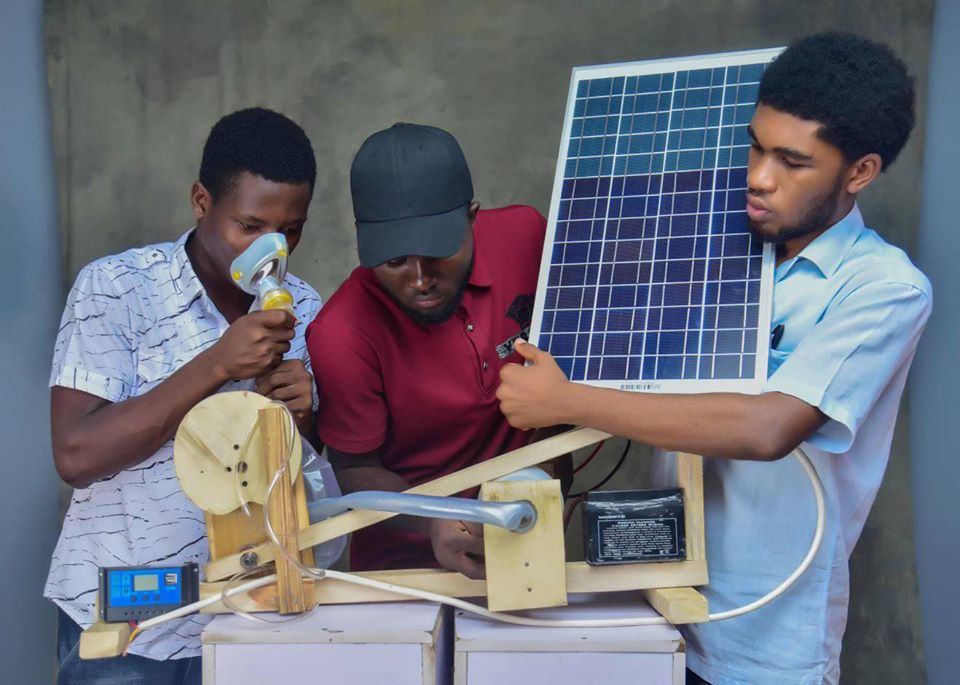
[229,233,294,312]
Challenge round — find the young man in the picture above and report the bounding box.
[48,108,321,683]
[307,123,548,578]
[497,34,931,684]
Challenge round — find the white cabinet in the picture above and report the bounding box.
[202,601,452,685]
[453,593,684,685]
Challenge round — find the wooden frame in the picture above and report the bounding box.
[81,399,710,658]
[195,401,709,621]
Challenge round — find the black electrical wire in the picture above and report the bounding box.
[567,439,632,498]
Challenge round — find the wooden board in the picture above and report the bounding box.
[259,404,308,613]
[205,427,612,580]
[481,480,567,612]
[205,480,316,569]
[675,453,706,566]
[199,560,707,618]
[641,587,708,624]
[78,621,133,660]
[174,392,302,515]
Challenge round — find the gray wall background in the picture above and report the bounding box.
[44,1,935,682]
[2,1,63,683]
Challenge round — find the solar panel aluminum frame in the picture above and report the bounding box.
[530,47,784,395]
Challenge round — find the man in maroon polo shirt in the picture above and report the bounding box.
[306,123,546,577]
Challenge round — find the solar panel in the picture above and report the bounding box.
[529,48,782,394]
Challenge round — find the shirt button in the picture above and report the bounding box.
[482,361,490,371]
[466,323,475,332]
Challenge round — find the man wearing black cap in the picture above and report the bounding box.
[306,123,547,577]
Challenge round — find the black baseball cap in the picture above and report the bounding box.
[351,123,474,268]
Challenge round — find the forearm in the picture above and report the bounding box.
[557,384,810,461]
[53,348,229,487]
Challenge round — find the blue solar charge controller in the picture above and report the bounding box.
[98,563,200,623]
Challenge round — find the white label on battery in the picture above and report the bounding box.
[595,516,680,561]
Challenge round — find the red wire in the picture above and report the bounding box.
[573,440,605,474]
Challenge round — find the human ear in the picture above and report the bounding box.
[845,153,882,195]
[190,181,212,220]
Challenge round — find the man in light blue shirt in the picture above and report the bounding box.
[497,33,930,684]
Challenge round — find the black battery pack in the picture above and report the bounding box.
[582,488,686,565]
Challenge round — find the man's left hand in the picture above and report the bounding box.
[255,359,314,433]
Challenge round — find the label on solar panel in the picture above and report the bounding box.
[530,48,782,393]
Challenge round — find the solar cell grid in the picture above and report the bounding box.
[530,49,781,393]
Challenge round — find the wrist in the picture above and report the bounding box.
[554,380,584,426]
[194,346,231,386]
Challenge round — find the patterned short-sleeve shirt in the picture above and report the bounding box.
[45,229,321,660]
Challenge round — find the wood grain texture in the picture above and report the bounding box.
[481,480,567,611]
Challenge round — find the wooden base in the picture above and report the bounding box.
[199,560,707,615]
[78,621,134,660]
[641,587,709,624]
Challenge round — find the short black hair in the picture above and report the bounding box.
[758,32,915,170]
[199,107,316,200]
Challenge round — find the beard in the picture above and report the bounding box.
[748,177,845,245]
[394,256,474,326]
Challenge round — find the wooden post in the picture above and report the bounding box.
[480,479,567,612]
[675,452,706,565]
[259,404,308,614]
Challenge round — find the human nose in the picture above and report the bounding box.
[747,153,776,195]
[409,258,436,292]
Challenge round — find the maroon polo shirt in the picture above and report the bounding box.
[307,205,546,571]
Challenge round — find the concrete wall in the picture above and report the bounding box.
[44,2,934,682]
[1,2,64,683]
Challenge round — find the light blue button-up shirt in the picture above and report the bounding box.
[654,205,931,684]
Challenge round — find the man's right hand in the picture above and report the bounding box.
[428,518,485,579]
[208,309,296,380]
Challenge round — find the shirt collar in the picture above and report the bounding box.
[170,228,205,307]
[781,203,865,279]
[467,231,493,288]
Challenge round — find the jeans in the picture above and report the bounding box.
[57,609,200,685]
[686,668,712,685]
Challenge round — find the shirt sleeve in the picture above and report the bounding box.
[306,321,388,453]
[50,263,137,403]
[294,292,323,412]
[765,279,931,453]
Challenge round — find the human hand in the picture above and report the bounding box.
[429,518,485,579]
[255,359,314,430]
[496,339,575,429]
[208,309,295,381]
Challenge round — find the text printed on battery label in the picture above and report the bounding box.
[595,516,681,561]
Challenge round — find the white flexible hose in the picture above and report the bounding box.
[136,574,278,632]
[138,413,826,632]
